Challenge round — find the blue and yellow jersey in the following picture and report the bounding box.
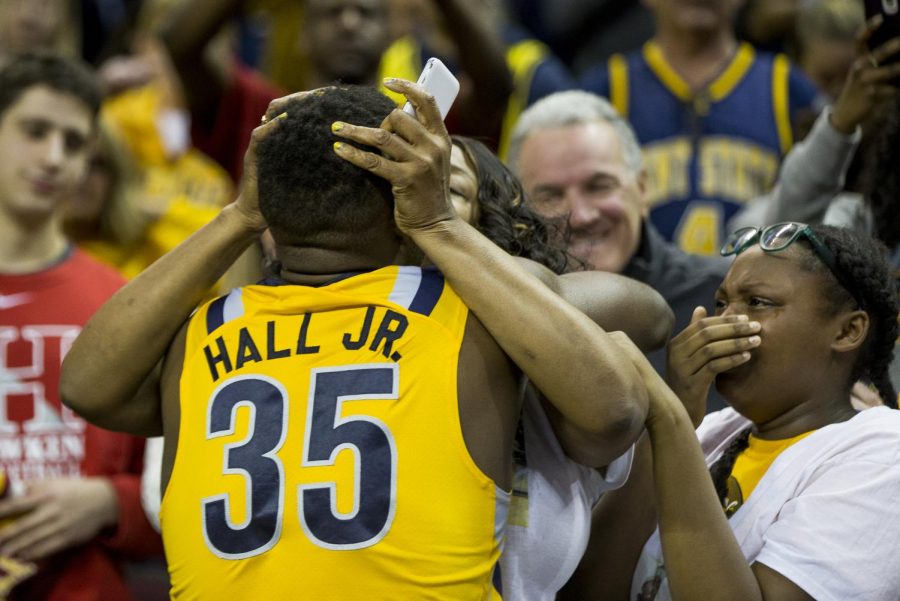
[162,266,508,600]
[581,41,821,255]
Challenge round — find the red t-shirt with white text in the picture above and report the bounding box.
[0,248,162,600]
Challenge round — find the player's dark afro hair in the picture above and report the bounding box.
[257,86,396,248]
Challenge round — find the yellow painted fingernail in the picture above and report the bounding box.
[334,141,344,151]
[276,112,288,120]
[332,121,344,132]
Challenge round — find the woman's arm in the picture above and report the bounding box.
[514,259,673,466]
[557,270,674,352]
[515,258,674,352]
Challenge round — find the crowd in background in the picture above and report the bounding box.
[2,0,900,599]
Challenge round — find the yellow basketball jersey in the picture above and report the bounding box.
[161,266,508,600]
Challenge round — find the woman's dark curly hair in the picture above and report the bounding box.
[796,224,899,408]
[451,136,567,274]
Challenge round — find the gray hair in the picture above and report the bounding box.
[507,90,643,176]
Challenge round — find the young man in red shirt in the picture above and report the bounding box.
[0,54,162,600]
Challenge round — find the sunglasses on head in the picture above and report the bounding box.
[720,222,862,308]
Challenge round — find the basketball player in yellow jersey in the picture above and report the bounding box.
[61,81,650,600]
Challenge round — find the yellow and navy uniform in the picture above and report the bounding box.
[161,266,508,600]
[581,41,821,255]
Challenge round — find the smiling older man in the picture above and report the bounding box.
[508,90,731,411]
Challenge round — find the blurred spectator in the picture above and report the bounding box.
[0,0,80,64]
[729,17,900,230]
[159,0,426,181]
[506,0,654,72]
[738,0,802,53]
[843,98,900,258]
[0,53,162,601]
[494,26,575,158]
[81,0,143,64]
[376,0,558,153]
[80,0,238,281]
[95,0,189,96]
[159,0,513,180]
[580,0,822,256]
[729,16,899,235]
[300,0,392,89]
[246,0,304,88]
[795,0,864,100]
[62,115,234,281]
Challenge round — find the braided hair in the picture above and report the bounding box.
[451,136,568,274]
[709,428,752,516]
[797,225,899,407]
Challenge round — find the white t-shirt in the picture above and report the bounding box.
[501,385,634,601]
[140,435,164,532]
[632,406,900,601]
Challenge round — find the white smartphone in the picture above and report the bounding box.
[402,57,460,121]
